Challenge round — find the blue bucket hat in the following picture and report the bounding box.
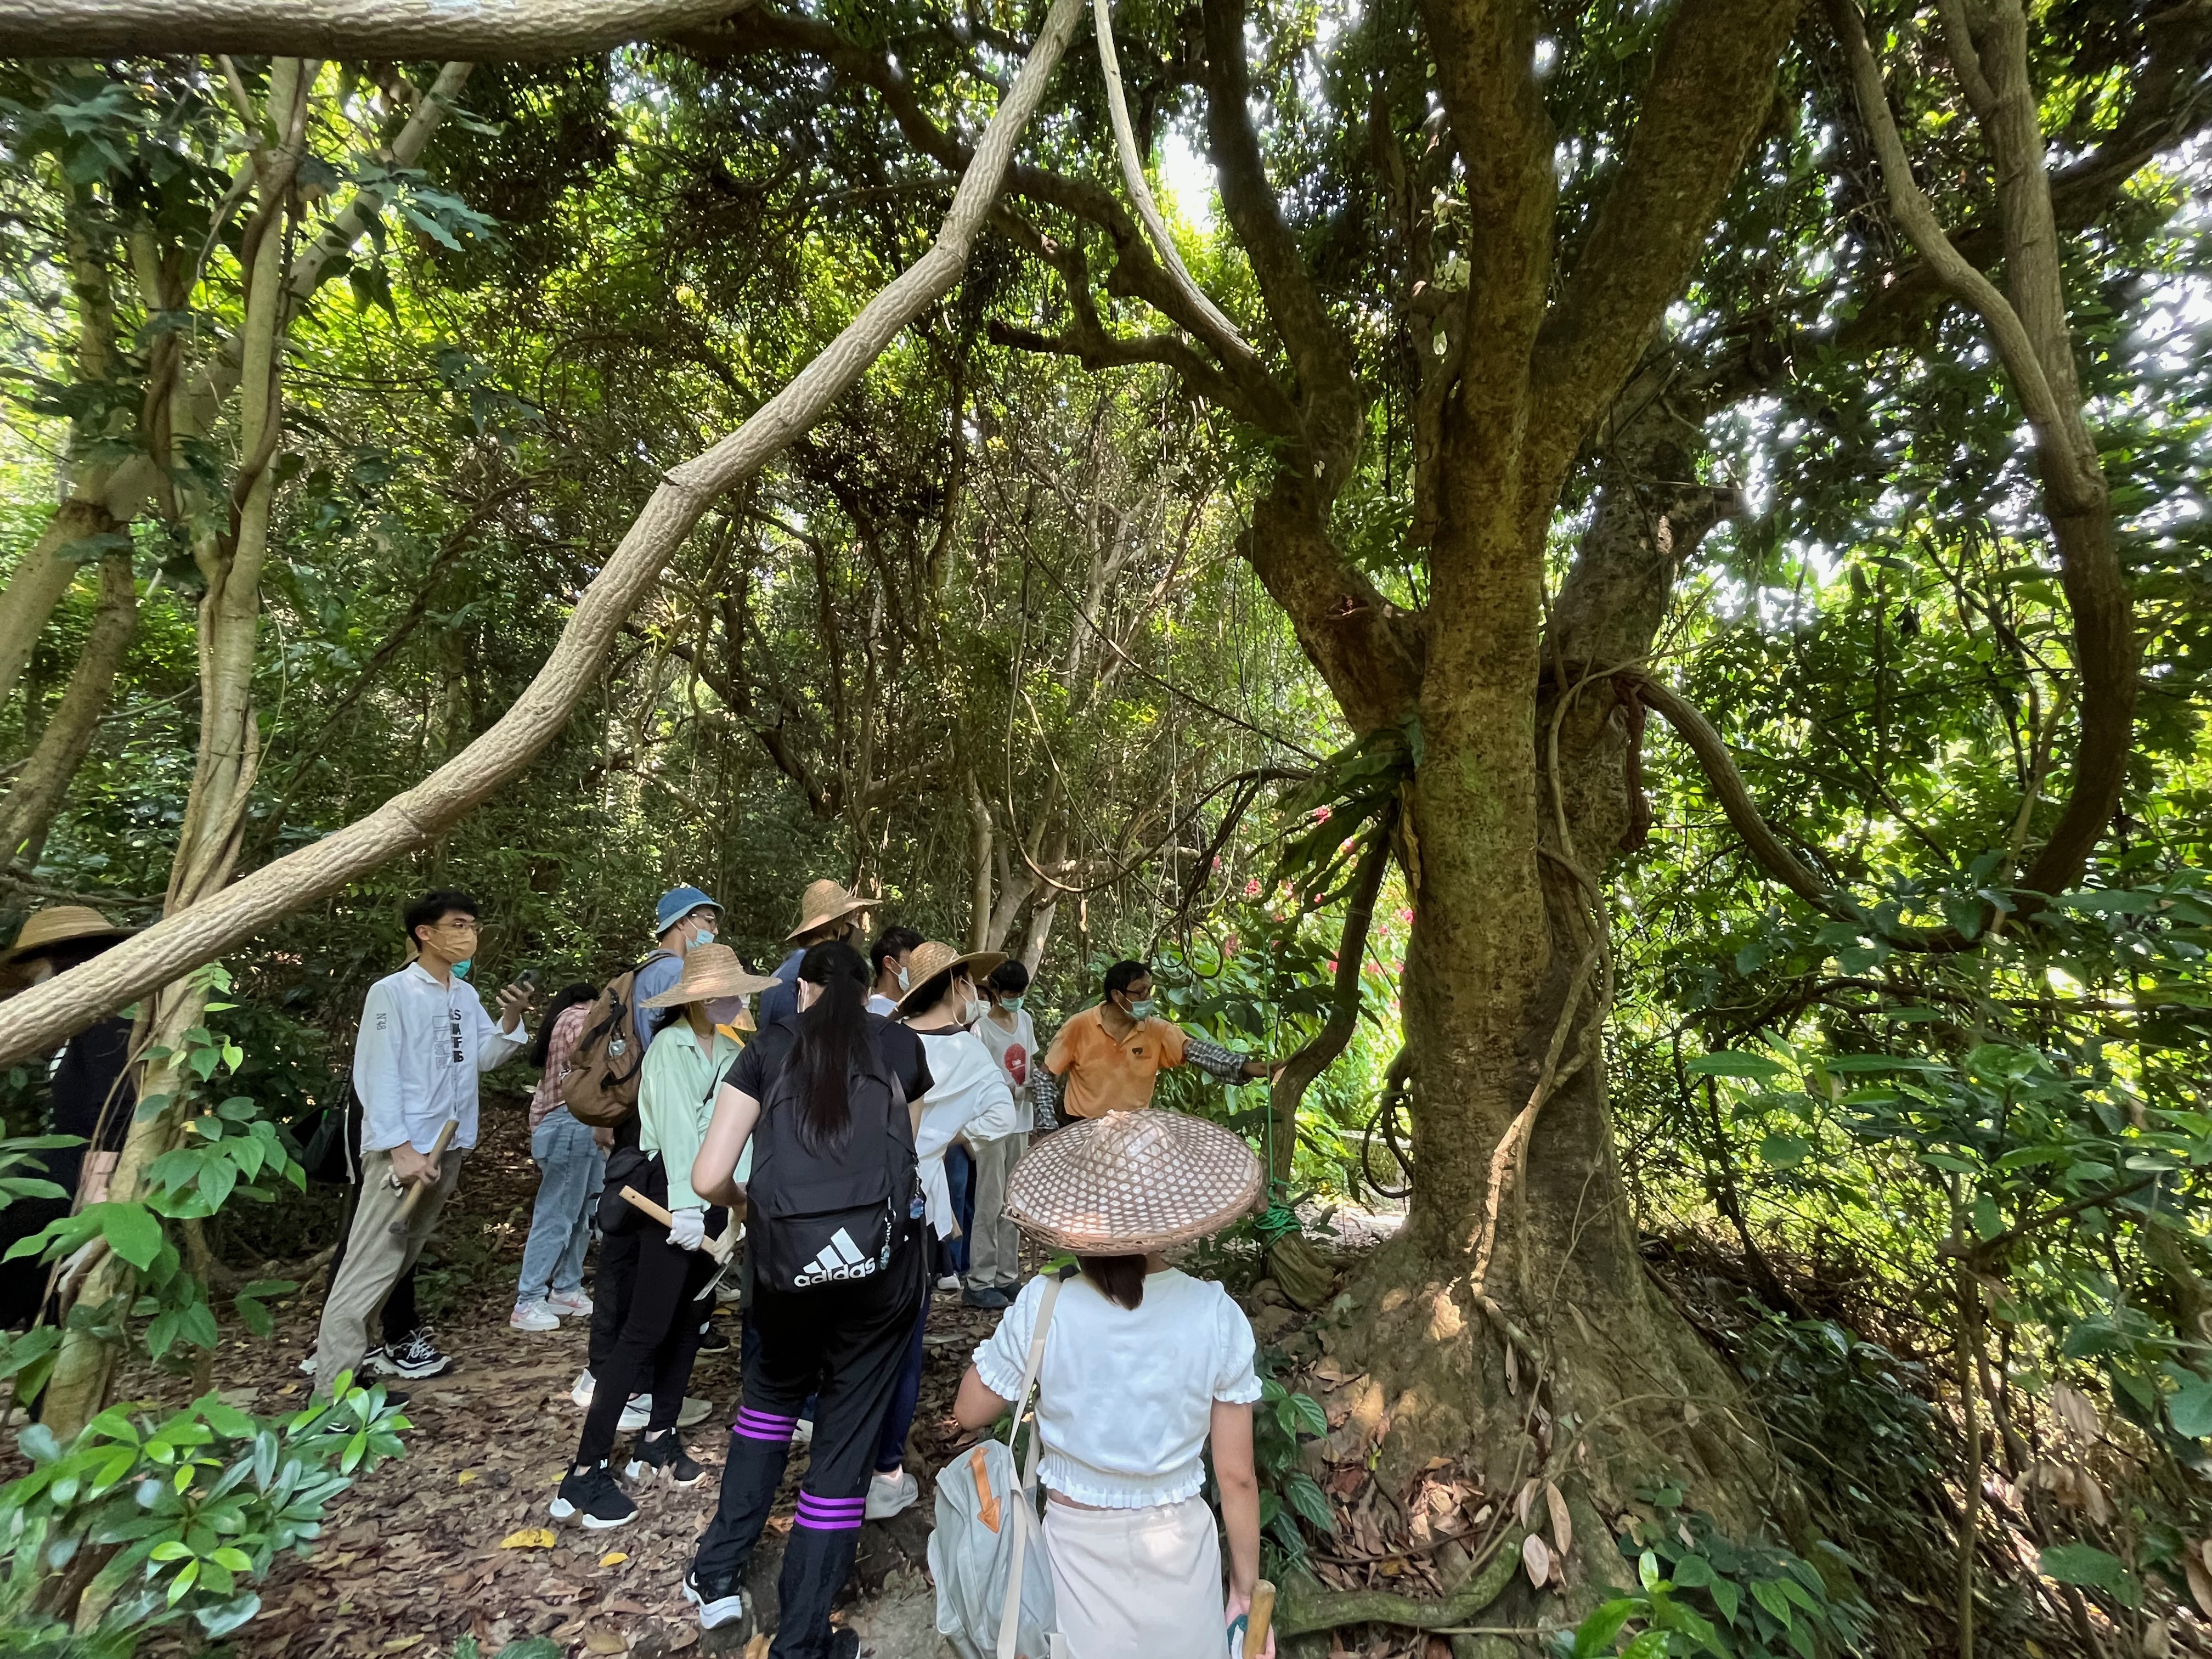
[654,885,721,935]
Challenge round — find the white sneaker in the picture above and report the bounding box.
[510,1301,560,1333]
[792,1417,814,1448]
[546,1287,592,1317]
[865,1468,918,1520]
[935,1274,961,1293]
[572,1368,597,1408]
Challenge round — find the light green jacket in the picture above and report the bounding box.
[639,1018,736,1213]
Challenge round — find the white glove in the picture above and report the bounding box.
[667,1207,706,1252]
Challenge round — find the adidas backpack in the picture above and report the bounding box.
[558,953,673,1129]
[749,1034,917,1294]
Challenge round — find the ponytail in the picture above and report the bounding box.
[792,939,872,1153]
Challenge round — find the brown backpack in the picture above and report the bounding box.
[558,954,672,1128]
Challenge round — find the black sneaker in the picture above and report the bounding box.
[684,1567,750,1634]
[828,1628,859,1659]
[551,1461,637,1530]
[962,1286,1011,1311]
[374,1328,456,1379]
[696,1321,731,1354]
[625,1430,707,1488]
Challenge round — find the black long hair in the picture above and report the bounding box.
[1080,1254,1148,1310]
[530,981,600,1068]
[792,939,872,1153]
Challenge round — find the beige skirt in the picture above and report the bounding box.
[1043,1494,1226,1659]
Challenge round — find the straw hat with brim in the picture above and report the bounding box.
[0,905,135,968]
[1005,1109,1265,1254]
[638,943,782,1009]
[894,940,1007,1016]
[785,878,874,943]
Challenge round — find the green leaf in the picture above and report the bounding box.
[95,1203,163,1269]
[1758,1133,1810,1170]
[1750,1579,1793,1626]
[1688,1051,1786,1080]
[2039,1543,2126,1591]
[2168,1378,2212,1439]
[1571,1601,1637,1657]
[1620,1634,1670,1659]
[1708,1577,1741,1624]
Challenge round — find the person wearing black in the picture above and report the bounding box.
[682,940,932,1655]
[0,906,137,1332]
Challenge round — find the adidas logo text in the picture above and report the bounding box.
[793,1227,880,1287]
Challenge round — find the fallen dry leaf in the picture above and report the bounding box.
[382,1638,426,1654]
[583,1624,628,1654]
[1544,1481,1573,1558]
[667,1630,696,1652]
[2184,1554,2212,1620]
[500,1527,557,1550]
[1521,1532,1553,1590]
[599,1551,630,1567]
[457,1470,478,1485]
[743,1637,771,1659]
[603,1599,647,1615]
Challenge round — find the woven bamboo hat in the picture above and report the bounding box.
[894,939,1007,1016]
[638,943,782,1009]
[1005,1109,1265,1253]
[785,878,874,943]
[0,905,135,967]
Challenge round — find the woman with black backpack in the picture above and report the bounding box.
[682,939,932,1656]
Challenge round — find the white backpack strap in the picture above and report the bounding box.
[996,1269,1068,1659]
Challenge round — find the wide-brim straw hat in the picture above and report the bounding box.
[1005,1109,1265,1254]
[894,940,1007,1015]
[0,905,135,967]
[638,943,782,1009]
[785,878,874,943]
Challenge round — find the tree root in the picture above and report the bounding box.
[1276,1530,1523,1637]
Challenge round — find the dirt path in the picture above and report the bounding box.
[132,1100,1010,1659]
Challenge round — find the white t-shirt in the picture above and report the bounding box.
[866,992,900,1016]
[912,1028,1017,1235]
[973,1268,1262,1509]
[973,1008,1038,1133]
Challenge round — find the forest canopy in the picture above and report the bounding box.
[0,0,2208,1655]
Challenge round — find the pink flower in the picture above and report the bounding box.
[1312,805,1333,821]
[1244,878,1263,898]
[1394,907,1412,925]
[1224,934,1240,956]
[1326,959,1338,974]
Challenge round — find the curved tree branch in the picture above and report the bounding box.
[0,0,749,57]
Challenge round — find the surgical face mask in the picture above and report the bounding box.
[706,995,744,1027]
[895,964,911,991]
[686,911,718,949]
[451,958,472,980]
[961,997,986,1025]
[1001,995,1024,1012]
[1124,996,1155,1020]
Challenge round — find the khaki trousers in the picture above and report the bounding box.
[313,1146,467,1387]
[964,1130,1027,1291]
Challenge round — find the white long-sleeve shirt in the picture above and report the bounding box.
[911,1027,1016,1237]
[353,962,529,1154]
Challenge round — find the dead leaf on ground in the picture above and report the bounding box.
[1544,1480,1573,1556]
[2184,1554,2212,1619]
[583,1624,629,1654]
[500,1527,557,1550]
[600,1551,630,1567]
[667,1630,697,1652]
[1522,1532,1553,1590]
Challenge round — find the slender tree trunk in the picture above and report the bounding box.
[0,548,137,862]
[40,59,308,1436]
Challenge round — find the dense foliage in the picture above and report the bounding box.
[0,1,2207,1654]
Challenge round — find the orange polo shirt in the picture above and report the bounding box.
[1043,1005,1189,1118]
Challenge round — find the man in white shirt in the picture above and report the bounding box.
[312,889,533,1396]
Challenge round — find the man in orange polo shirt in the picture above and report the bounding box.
[1041,959,1271,1121]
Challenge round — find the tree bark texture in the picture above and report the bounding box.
[0,0,746,58]
[0,549,137,867]
[0,0,1090,1071]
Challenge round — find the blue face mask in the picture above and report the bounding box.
[451,959,472,979]
[1002,995,1024,1012]
[1126,997,1155,1020]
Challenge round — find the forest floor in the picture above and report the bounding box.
[103,1101,1415,1659]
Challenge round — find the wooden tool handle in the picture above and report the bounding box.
[619,1184,675,1226]
[386,1119,459,1234]
[1241,1580,1276,1659]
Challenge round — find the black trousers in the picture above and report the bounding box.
[575,1219,720,1466]
[588,1224,642,1375]
[694,1237,926,1659]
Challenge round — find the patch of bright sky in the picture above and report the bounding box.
[1159,127,1216,233]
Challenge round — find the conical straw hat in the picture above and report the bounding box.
[0,905,135,967]
[638,943,782,1009]
[1005,1109,1265,1254]
[785,878,873,942]
[893,939,1007,1015]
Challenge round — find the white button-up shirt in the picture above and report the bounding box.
[353,962,529,1154]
